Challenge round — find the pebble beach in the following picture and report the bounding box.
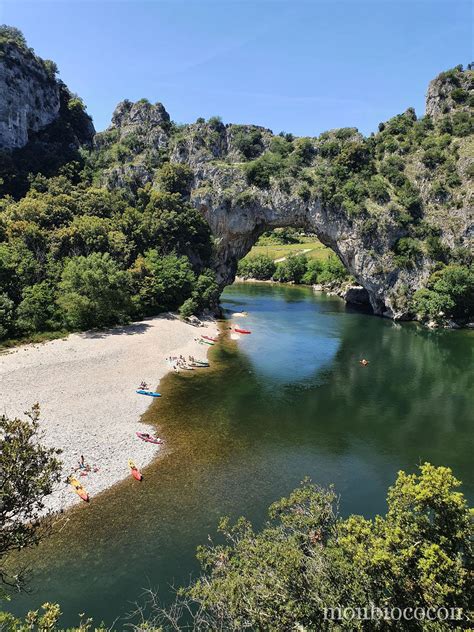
[0,314,218,514]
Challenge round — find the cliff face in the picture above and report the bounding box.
[0,35,95,197]
[94,68,473,319]
[0,42,60,149]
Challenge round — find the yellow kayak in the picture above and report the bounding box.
[68,476,89,502]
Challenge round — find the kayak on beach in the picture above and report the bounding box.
[68,476,89,502]
[201,335,218,342]
[198,339,214,346]
[136,431,163,444]
[190,361,209,368]
[128,459,143,481]
[136,389,161,397]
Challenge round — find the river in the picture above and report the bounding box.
[7,283,474,626]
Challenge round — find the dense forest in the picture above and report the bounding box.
[0,26,473,346]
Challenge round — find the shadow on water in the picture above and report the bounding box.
[6,283,473,626]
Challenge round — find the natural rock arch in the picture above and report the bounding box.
[91,67,473,320]
[192,182,401,317]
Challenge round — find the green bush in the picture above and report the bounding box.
[317,253,348,284]
[130,251,195,316]
[238,254,276,280]
[177,464,472,631]
[393,237,422,268]
[192,269,220,309]
[156,162,194,196]
[0,292,14,340]
[244,153,284,189]
[232,126,264,160]
[16,282,58,333]
[414,265,474,323]
[368,175,390,203]
[272,255,307,283]
[301,259,323,284]
[179,298,198,319]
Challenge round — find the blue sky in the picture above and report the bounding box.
[2,1,472,136]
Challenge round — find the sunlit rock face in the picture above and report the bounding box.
[0,43,60,149]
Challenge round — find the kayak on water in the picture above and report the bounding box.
[234,327,252,334]
[68,476,89,502]
[136,389,161,397]
[201,335,218,342]
[128,458,143,481]
[136,431,163,444]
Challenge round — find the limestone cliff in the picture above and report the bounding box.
[0,29,95,196]
[0,41,61,149]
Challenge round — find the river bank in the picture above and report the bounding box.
[0,314,218,514]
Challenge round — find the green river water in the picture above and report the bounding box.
[7,282,474,626]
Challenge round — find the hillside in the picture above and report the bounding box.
[0,27,472,342]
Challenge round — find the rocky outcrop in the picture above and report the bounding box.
[426,66,473,119]
[0,42,60,149]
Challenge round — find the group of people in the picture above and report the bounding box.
[166,354,194,372]
[75,454,99,475]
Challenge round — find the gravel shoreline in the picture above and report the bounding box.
[0,314,218,514]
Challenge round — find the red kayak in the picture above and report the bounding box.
[234,327,252,334]
[136,431,162,444]
[201,335,218,342]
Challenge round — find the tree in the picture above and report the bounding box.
[57,253,131,329]
[0,293,14,340]
[130,252,195,316]
[238,254,276,280]
[414,264,474,323]
[157,162,194,197]
[155,464,472,630]
[233,127,264,160]
[16,282,59,334]
[192,269,220,310]
[301,258,324,284]
[273,254,307,283]
[141,192,213,263]
[0,405,62,591]
[0,25,27,48]
[244,152,284,189]
[179,298,198,319]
